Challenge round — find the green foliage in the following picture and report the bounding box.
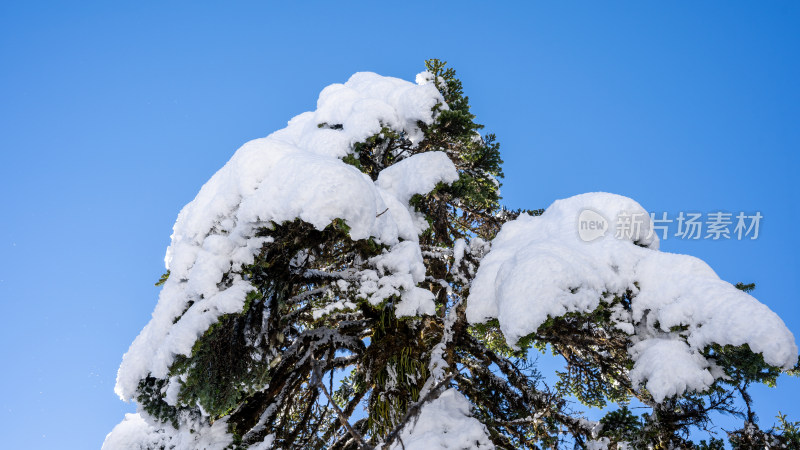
[600,405,642,443]
[136,292,269,425]
[348,126,405,180]
[539,294,634,408]
[469,319,527,358]
[136,377,182,428]
[775,412,800,447]
[709,343,782,388]
[333,371,367,409]
[696,437,726,449]
[171,309,268,419]
[155,270,170,286]
[418,59,504,240]
[367,346,429,436]
[788,356,800,377]
[341,152,362,171]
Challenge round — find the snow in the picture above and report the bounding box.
[586,438,611,450]
[391,389,494,449]
[115,72,455,401]
[248,435,275,450]
[467,193,657,342]
[376,150,458,204]
[102,413,232,450]
[452,238,467,270]
[467,192,797,402]
[628,338,714,402]
[420,299,462,399]
[359,241,436,317]
[312,297,357,320]
[111,65,799,447]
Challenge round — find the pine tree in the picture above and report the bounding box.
[105,60,799,450]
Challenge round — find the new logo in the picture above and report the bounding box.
[578,209,608,242]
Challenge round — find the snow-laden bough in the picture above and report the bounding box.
[114,72,457,402]
[466,192,797,402]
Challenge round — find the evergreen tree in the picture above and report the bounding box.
[105,60,799,450]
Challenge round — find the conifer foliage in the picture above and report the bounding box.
[105,60,799,449]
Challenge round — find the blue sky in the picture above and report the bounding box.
[1,2,798,448]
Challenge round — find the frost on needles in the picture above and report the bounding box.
[105,60,800,450]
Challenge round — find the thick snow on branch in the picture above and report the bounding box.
[102,413,233,450]
[390,389,495,449]
[467,192,797,402]
[377,151,458,204]
[115,72,456,400]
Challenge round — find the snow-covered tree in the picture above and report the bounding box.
[105,60,799,449]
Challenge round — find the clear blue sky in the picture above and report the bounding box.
[1,2,798,448]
